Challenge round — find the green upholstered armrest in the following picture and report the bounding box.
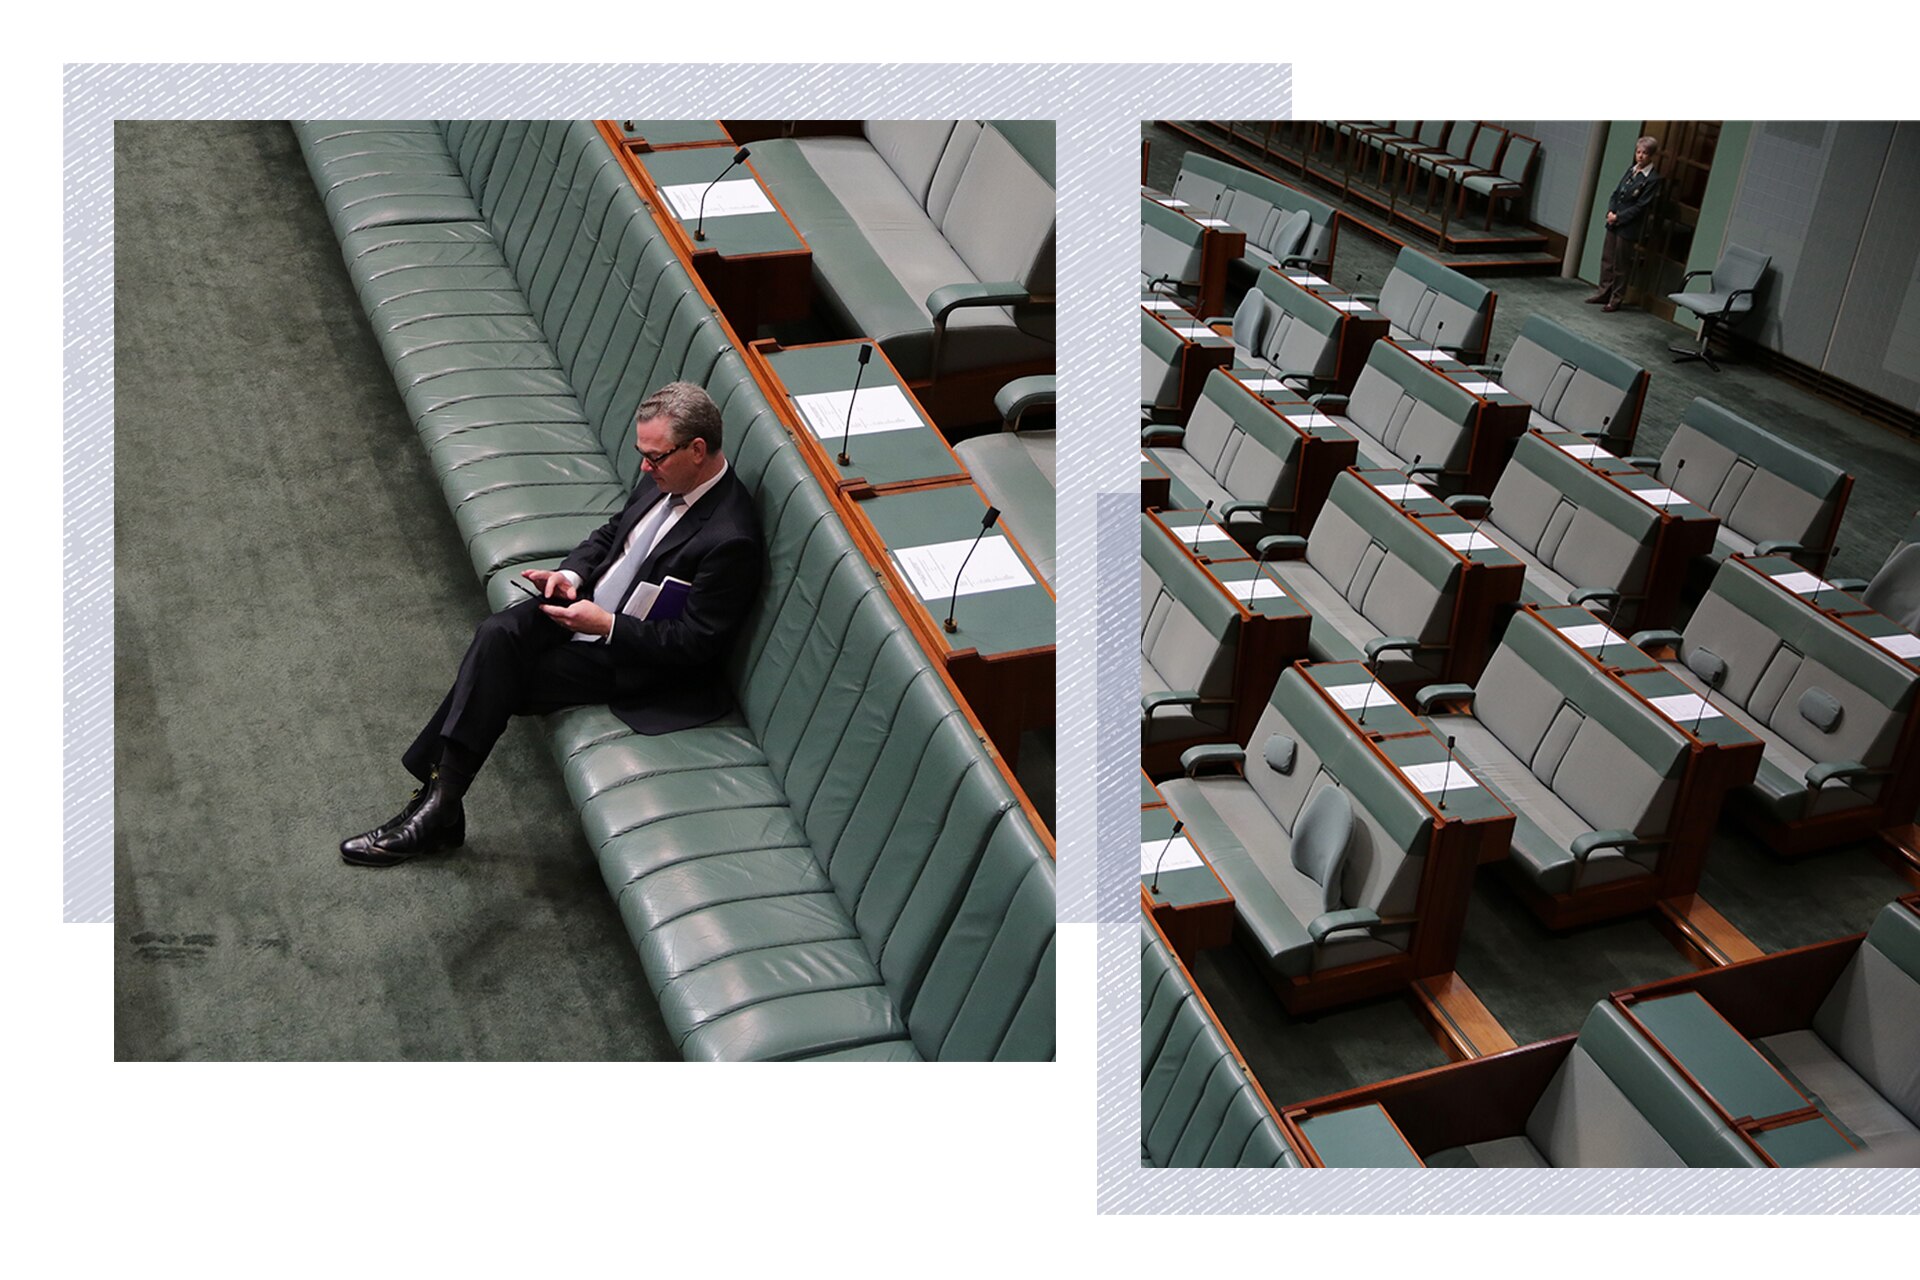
[1755,539,1806,557]
[1307,392,1348,410]
[1142,690,1210,718]
[1351,292,1381,304]
[1364,635,1421,667]
[1308,906,1380,945]
[1181,743,1246,776]
[1570,828,1641,863]
[1828,577,1870,593]
[928,281,1040,380]
[1806,759,1876,791]
[1469,362,1503,377]
[1445,494,1491,516]
[1142,424,1185,445]
[1280,253,1316,269]
[1256,534,1308,559]
[994,375,1056,429]
[1569,587,1621,612]
[1406,461,1446,482]
[1622,455,1660,471]
[928,281,1032,323]
[1202,315,1232,327]
[1220,500,1270,521]
[1414,683,1476,714]
[1630,629,1682,653]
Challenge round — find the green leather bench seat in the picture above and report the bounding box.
[1497,314,1646,450]
[1141,513,1242,747]
[750,121,1055,382]
[1161,668,1429,981]
[1653,398,1849,566]
[1269,471,1461,685]
[1171,151,1337,277]
[1426,609,1688,896]
[1145,368,1333,543]
[1229,269,1343,386]
[1490,432,1662,629]
[1140,307,1188,411]
[1425,1002,1766,1167]
[292,121,511,238]
[1761,902,1920,1149]
[1141,194,1205,301]
[1370,246,1495,360]
[1323,340,1480,480]
[296,117,1056,1060]
[1657,558,1918,826]
[1141,918,1301,1166]
[954,429,1055,587]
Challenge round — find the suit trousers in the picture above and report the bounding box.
[1597,228,1635,305]
[402,598,622,783]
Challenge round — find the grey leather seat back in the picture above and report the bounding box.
[1812,904,1920,1125]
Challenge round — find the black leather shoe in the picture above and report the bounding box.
[1584,290,1608,304]
[340,774,466,867]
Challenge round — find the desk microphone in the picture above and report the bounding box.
[1244,541,1276,610]
[1149,821,1186,896]
[693,146,751,242]
[1437,736,1457,811]
[1433,320,1446,359]
[1596,414,1612,447]
[1692,667,1723,736]
[1190,499,1214,556]
[1356,664,1384,727]
[1463,504,1492,563]
[944,506,1001,635]
[837,342,873,467]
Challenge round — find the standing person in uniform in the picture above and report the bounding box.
[1589,135,1662,313]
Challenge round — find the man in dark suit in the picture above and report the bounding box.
[1588,135,1662,312]
[340,381,762,867]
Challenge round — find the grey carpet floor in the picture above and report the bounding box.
[114,121,675,1061]
[1145,121,1920,1105]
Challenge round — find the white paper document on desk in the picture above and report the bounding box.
[1650,693,1722,722]
[893,536,1034,600]
[1771,570,1838,596]
[794,384,922,440]
[1400,760,1478,795]
[1328,682,1396,712]
[1874,632,1920,659]
[1141,838,1202,875]
[661,179,775,221]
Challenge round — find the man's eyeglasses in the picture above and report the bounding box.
[639,439,692,467]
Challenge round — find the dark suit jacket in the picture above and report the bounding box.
[1605,165,1662,243]
[558,466,762,735]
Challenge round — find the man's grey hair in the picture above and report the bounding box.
[637,381,723,452]
[1636,135,1660,155]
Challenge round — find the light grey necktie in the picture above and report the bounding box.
[582,494,683,624]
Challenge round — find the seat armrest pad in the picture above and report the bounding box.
[1256,534,1308,559]
[1308,906,1381,945]
[1806,759,1875,790]
[1142,689,1205,717]
[1630,628,1683,654]
[1142,424,1185,445]
[1181,743,1246,776]
[1220,500,1269,520]
[1570,828,1639,863]
[1415,683,1476,714]
[1365,635,1420,666]
[928,281,1032,323]
[1622,455,1660,471]
[1828,577,1870,593]
[1755,539,1806,556]
[1569,587,1621,610]
[1445,494,1491,516]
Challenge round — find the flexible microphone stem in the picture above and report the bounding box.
[1244,546,1273,610]
[1438,736,1457,811]
[1357,665,1383,727]
[837,342,873,467]
[1190,499,1214,557]
[944,507,1001,635]
[1150,821,1186,896]
[693,146,751,242]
